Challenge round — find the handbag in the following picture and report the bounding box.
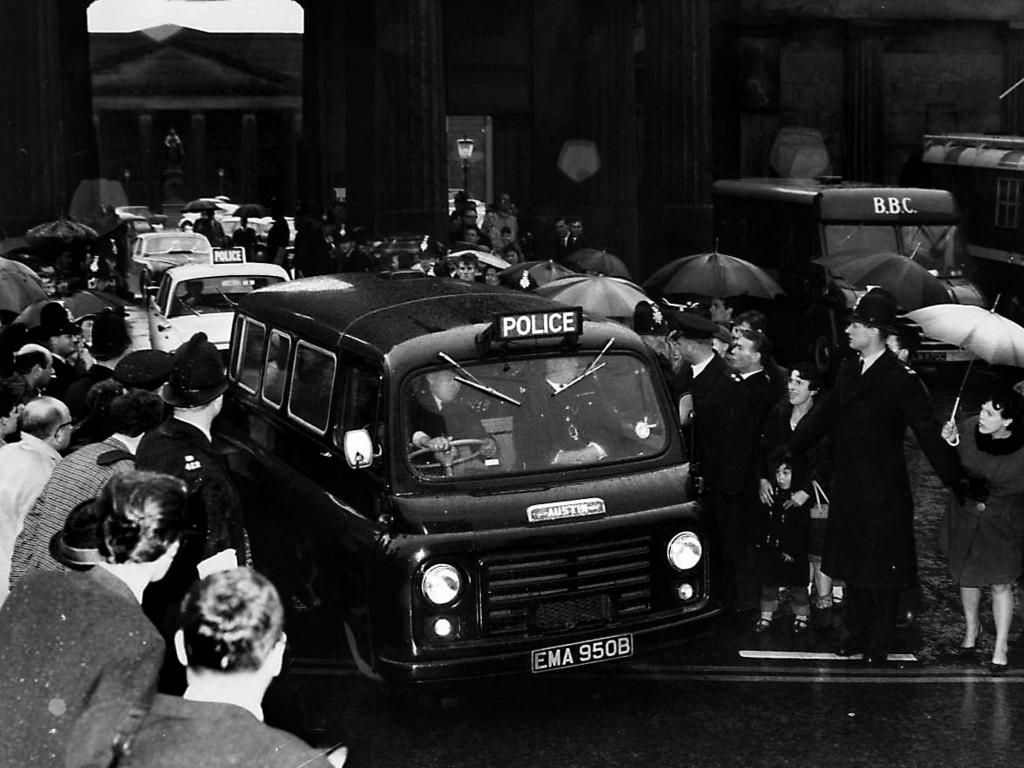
[810,480,829,520]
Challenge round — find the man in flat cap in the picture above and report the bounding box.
[134,332,247,690]
[788,288,961,664]
[664,310,755,615]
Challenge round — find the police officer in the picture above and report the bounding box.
[135,332,247,689]
[788,288,961,664]
[665,310,755,613]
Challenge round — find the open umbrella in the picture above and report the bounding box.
[448,249,510,271]
[0,258,48,313]
[0,237,31,257]
[25,216,98,245]
[643,251,784,299]
[232,203,269,219]
[64,289,130,321]
[498,260,578,289]
[181,199,220,213]
[533,275,649,321]
[906,302,1024,419]
[563,248,632,280]
[815,251,949,311]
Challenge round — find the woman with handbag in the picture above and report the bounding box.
[757,363,834,629]
[940,386,1024,674]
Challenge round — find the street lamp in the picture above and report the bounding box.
[456,135,475,194]
[122,168,131,200]
[217,167,225,196]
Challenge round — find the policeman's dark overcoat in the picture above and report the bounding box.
[688,354,753,561]
[789,351,959,589]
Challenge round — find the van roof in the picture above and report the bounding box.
[237,272,594,353]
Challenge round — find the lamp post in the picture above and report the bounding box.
[122,168,131,201]
[217,167,225,196]
[456,135,475,195]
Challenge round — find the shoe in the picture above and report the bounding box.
[989,661,1009,676]
[753,616,773,634]
[792,615,810,635]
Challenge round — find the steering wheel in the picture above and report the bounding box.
[408,438,487,476]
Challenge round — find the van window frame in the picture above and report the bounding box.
[232,316,268,395]
[260,329,293,408]
[285,340,338,436]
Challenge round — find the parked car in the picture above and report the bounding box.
[114,205,166,230]
[131,231,213,295]
[146,259,290,353]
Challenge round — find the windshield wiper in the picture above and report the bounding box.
[217,290,239,309]
[552,338,614,396]
[438,352,521,407]
[177,301,202,317]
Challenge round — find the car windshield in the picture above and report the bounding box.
[144,234,209,254]
[169,274,285,317]
[403,353,670,479]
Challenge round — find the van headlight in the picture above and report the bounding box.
[421,563,461,605]
[666,532,702,571]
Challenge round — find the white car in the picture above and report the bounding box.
[132,231,213,295]
[147,261,290,353]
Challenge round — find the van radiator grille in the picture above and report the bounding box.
[480,536,653,636]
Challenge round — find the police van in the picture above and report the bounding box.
[713,177,986,372]
[219,272,716,683]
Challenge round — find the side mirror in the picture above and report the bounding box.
[343,428,375,470]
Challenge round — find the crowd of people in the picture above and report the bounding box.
[0,305,346,765]
[634,286,1024,672]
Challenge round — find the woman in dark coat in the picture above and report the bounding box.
[940,386,1024,673]
[757,363,833,625]
[0,470,186,766]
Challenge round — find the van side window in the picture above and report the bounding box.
[336,365,383,447]
[261,331,291,407]
[288,342,336,434]
[235,318,267,394]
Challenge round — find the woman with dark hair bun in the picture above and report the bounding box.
[0,470,187,766]
[941,386,1024,674]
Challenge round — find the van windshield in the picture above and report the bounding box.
[823,223,965,273]
[404,353,670,479]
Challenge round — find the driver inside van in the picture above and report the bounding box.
[409,369,496,471]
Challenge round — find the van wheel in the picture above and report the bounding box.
[812,335,833,374]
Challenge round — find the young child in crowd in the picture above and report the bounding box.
[754,453,811,634]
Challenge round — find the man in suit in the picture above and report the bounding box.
[409,369,495,475]
[665,310,754,613]
[788,288,961,664]
[67,568,346,768]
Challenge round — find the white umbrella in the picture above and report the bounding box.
[448,249,509,271]
[906,302,1024,419]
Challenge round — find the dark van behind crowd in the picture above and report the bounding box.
[218,272,717,683]
[713,177,986,374]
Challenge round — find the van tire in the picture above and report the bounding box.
[812,335,834,375]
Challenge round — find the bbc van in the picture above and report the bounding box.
[218,272,717,683]
[713,177,986,372]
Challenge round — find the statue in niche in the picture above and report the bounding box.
[164,128,184,170]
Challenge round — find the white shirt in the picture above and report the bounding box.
[859,348,885,374]
[0,434,61,603]
[691,352,715,379]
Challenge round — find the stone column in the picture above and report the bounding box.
[138,114,155,208]
[843,22,886,182]
[240,113,258,202]
[190,113,207,198]
[369,0,447,235]
[579,0,640,276]
[641,0,714,270]
[0,0,95,233]
[1002,23,1024,134]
